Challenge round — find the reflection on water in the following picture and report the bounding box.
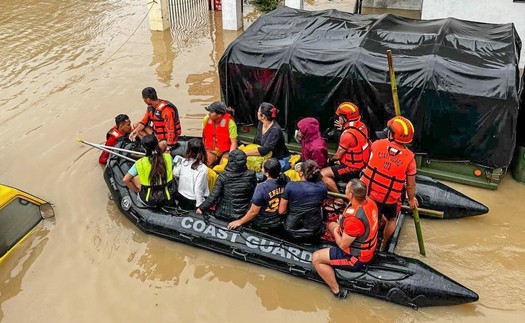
[0,224,50,321]
[150,31,176,86]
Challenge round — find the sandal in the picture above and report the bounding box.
[324,198,346,212]
[333,289,348,299]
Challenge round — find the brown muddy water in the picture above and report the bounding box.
[0,0,524,322]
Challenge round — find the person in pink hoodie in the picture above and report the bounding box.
[296,117,328,168]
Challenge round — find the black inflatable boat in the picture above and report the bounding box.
[103,142,479,308]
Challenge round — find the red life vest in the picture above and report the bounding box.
[145,100,180,144]
[106,126,123,141]
[100,126,125,165]
[203,113,232,153]
[340,121,371,170]
[339,199,378,262]
[361,139,415,203]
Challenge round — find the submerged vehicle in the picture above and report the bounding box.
[0,184,55,262]
[102,140,479,308]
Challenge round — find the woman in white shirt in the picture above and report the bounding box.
[173,138,209,210]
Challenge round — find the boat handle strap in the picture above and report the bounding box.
[179,233,194,241]
[231,249,248,261]
[289,266,307,276]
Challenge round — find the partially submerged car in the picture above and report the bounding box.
[0,184,55,262]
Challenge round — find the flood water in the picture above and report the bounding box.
[1,0,524,321]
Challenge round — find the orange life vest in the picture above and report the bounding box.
[339,199,378,262]
[203,113,232,153]
[340,121,371,170]
[361,139,415,203]
[145,100,180,144]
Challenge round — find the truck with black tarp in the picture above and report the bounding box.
[219,7,522,189]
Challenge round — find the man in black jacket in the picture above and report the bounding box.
[196,149,257,220]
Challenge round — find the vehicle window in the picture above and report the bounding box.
[0,198,41,258]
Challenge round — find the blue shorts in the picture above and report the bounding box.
[279,156,291,172]
[329,247,365,270]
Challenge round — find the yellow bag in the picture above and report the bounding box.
[289,154,301,168]
[212,156,228,173]
[284,169,301,182]
[207,167,218,190]
[240,144,272,172]
[212,144,272,173]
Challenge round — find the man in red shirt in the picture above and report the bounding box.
[312,179,378,298]
[361,116,419,251]
[99,114,132,165]
[129,87,182,152]
[321,102,371,192]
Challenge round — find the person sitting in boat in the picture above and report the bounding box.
[172,138,209,210]
[361,116,418,251]
[202,101,238,167]
[244,102,291,172]
[312,179,379,299]
[295,117,328,168]
[129,87,182,152]
[123,134,175,207]
[99,114,133,165]
[227,158,288,232]
[321,102,371,193]
[279,160,327,242]
[196,149,257,220]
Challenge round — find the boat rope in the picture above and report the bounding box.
[98,0,158,67]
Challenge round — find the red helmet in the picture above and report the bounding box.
[336,102,360,122]
[387,116,414,144]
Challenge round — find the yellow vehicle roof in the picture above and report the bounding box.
[0,184,46,208]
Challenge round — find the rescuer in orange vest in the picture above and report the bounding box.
[202,101,238,167]
[129,87,182,152]
[312,179,379,299]
[361,116,419,251]
[321,102,371,193]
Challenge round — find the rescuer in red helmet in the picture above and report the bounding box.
[360,115,419,251]
[321,102,371,193]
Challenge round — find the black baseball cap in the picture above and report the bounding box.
[205,101,227,114]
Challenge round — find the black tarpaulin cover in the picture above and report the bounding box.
[219,7,522,168]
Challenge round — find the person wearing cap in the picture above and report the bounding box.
[321,102,371,193]
[129,87,182,152]
[361,115,418,251]
[202,101,238,167]
[99,114,133,165]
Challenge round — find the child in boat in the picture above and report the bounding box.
[196,149,257,220]
[227,158,288,232]
[279,160,327,242]
[123,134,176,207]
[172,138,209,210]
